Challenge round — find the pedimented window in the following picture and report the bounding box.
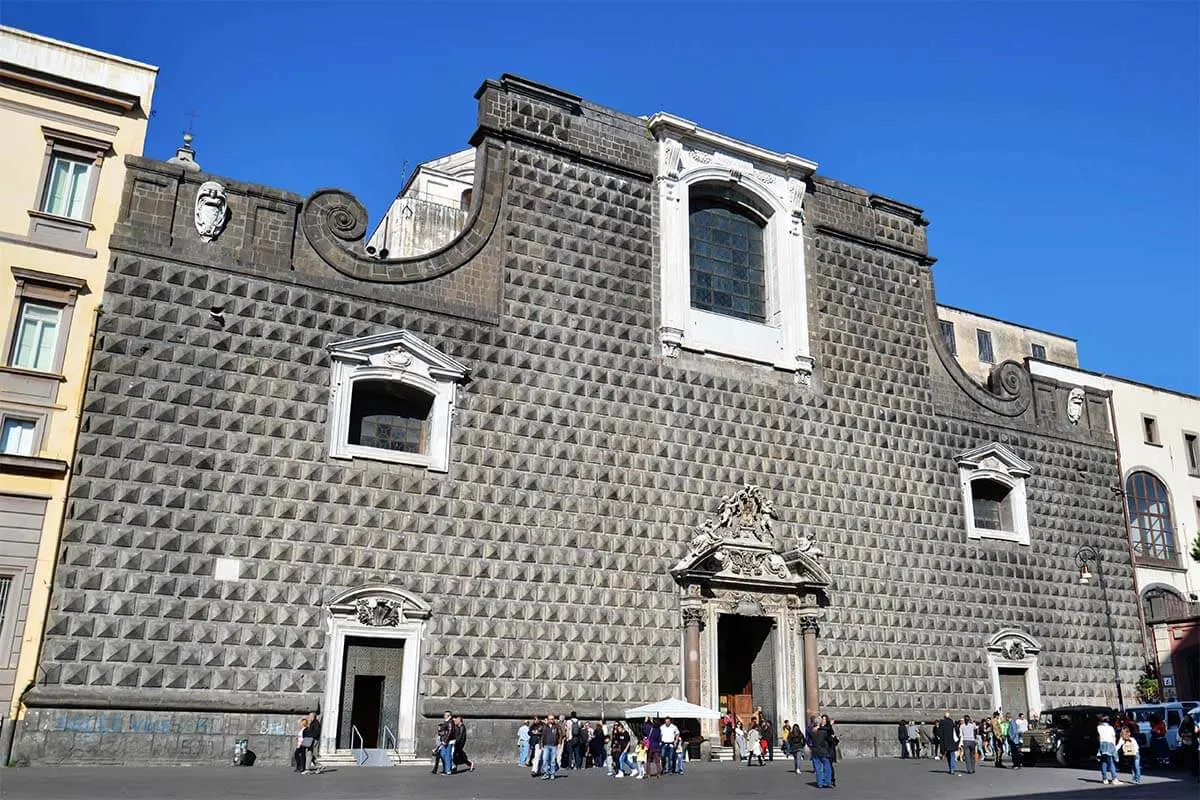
[957,443,1032,545]
[327,331,469,472]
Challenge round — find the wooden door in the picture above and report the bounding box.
[999,668,1029,717]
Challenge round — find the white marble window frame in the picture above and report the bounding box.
[650,114,816,382]
[326,332,467,473]
[956,444,1033,546]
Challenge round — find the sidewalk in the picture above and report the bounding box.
[1,757,1196,800]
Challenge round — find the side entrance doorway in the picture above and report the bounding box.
[321,586,431,758]
[338,638,405,749]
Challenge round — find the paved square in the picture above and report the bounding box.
[2,758,1196,800]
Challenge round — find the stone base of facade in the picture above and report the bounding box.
[11,708,301,767]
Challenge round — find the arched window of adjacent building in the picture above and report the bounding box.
[1126,471,1177,563]
[688,185,768,324]
[1142,586,1188,624]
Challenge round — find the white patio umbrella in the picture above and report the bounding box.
[623,697,722,720]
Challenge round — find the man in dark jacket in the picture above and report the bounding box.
[935,712,959,775]
[809,717,833,789]
[898,720,909,759]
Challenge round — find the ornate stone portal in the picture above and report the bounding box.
[672,485,831,731]
[322,586,432,758]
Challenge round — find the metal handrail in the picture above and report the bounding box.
[350,725,367,765]
[383,725,397,751]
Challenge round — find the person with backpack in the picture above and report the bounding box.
[567,712,583,769]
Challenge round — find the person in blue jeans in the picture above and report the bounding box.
[541,714,561,780]
[1119,726,1141,784]
[1097,717,1118,784]
[809,716,834,788]
[935,712,959,775]
[436,711,454,775]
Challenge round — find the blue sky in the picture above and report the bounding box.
[6,1,1198,393]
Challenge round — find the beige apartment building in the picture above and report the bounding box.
[0,26,156,754]
[937,303,1078,382]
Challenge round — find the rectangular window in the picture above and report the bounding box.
[1031,343,1046,360]
[940,320,957,355]
[8,300,62,372]
[41,155,93,220]
[1142,415,1160,445]
[977,329,994,363]
[0,575,11,636]
[1184,432,1199,475]
[0,418,36,456]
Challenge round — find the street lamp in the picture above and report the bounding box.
[1075,545,1125,711]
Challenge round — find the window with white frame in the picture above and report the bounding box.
[956,443,1033,545]
[41,155,94,220]
[0,417,37,456]
[327,331,469,472]
[649,113,817,381]
[9,300,63,372]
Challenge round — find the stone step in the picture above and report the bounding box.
[709,746,786,762]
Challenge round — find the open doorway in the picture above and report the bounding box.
[337,637,405,748]
[717,614,776,735]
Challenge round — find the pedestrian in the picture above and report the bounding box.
[452,715,475,772]
[960,715,977,774]
[746,724,763,767]
[645,717,663,778]
[977,716,991,760]
[541,714,561,780]
[809,716,834,789]
[1005,712,1022,769]
[591,720,607,768]
[907,720,921,759]
[660,717,680,774]
[1097,715,1118,785]
[610,721,630,777]
[566,712,583,769]
[435,711,454,775]
[294,717,310,773]
[781,720,792,758]
[733,720,746,764]
[304,711,321,774]
[990,712,1005,768]
[897,719,909,759]
[1119,724,1141,784]
[935,712,959,775]
[528,716,544,776]
[517,719,530,766]
[635,737,648,779]
[789,719,807,773]
[761,714,774,761]
[820,714,839,787]
[721,712,734,747]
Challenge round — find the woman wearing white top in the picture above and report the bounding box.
[1096,716,1118,784]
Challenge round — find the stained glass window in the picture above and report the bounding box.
[689,196,766,323]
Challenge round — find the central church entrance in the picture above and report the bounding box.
[717,615,776,727]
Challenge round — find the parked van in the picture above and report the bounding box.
[1126,702,1199,753]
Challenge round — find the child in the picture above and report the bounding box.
[1119,725,1141,784]
[635,739,648,779]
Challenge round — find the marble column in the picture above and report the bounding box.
[682,607,704,706]
[800,616,820,716]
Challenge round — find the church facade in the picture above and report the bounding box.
[12,75,1142,765]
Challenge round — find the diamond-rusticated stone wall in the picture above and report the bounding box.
[15,75,1142,765]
